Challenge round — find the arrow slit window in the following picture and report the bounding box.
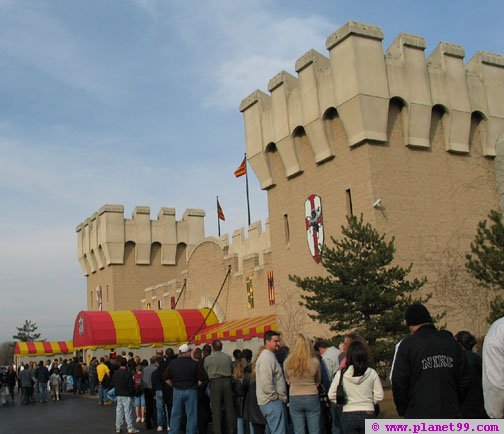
[346,189,353,217]
[283,214,290,245]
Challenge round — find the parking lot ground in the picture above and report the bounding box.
[0,393,147,434]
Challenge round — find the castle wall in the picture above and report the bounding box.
[369,102,498,333]
[77,206,205,311]
[142,222,276,325]
[240,21,504,338]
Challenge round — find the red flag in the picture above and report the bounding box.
[217,199,225,221]
[234,157,247,177]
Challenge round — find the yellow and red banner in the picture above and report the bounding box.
[193,314,276,344]
[14,341,73,356]
[217,199,225,221]
[234,157,247,177]
[72,309,218,349]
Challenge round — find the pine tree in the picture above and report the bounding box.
[12,320,42,342]
[466,210,504,323]
[290,215,430,367]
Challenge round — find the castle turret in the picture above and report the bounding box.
[77,205,205,310]
[240,20,504,336]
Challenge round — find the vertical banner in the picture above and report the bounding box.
[246,277,254,309]
[267,271,275,305]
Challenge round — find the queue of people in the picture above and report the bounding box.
[2,304,503,433]
[0,356,97,406]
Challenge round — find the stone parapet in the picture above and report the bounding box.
[227,219,271,272]
[240,20,504,189]
[76,205,205,275]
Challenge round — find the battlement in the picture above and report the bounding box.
[76,205,206,275]
[186,219,271,274]
[240,20,504,190]
[227,219,271,273]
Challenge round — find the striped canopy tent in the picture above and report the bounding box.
[193,314,276,345]
[73,309,218,350]
[14,341,74,357]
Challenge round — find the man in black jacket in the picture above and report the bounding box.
[392,303,471,418]
[35,361,50,403]
[165,344,203,434]
[112,358,139,433]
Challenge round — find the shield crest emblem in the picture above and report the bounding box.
[305,194,324,263]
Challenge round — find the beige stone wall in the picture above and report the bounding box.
[86,242,190,311]
[264,120,378,341]
[369,102,498,335]
[143,224,276,324]
[78,206,205,311]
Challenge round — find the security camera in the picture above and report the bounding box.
[372,198,382,208]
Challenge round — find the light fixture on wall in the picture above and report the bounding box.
[372,198,383,209]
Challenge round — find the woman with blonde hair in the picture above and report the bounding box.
[283,334,321,434]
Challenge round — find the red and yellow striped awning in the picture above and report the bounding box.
[73,309,218,349]
[193,314,276,345]
[14,341,73,357]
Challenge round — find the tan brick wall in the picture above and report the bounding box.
[173,240,275,321]
[265,104,498,340]
[368,102,498,335]
[86,242,189,311]
[265,114,379,341]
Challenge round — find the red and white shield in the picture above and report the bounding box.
[305,194,324,263]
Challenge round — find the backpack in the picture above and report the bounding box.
[133,372,143,396]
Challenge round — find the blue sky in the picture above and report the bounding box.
[0,0,502,342]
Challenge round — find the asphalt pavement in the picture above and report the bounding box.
[0,392,148,434]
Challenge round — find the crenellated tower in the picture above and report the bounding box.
[240,21,504,336]
[76,205,205,311]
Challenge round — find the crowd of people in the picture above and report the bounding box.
[1,303,503,433]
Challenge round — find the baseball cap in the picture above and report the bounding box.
[178,343,192,353]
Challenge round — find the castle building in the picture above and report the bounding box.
[77,21,504,343]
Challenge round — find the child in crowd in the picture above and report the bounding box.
[133,365,145,423]
[50,368,62,401]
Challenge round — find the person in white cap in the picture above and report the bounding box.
[165,343,203,434]
[482,316,504,418]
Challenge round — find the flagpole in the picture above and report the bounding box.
[245,153,251,226]
[217,196,221,236]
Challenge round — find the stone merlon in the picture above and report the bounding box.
[240,20,504,189]
[76,205,206,276]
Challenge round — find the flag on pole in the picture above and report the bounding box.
[234,157,247,177]
[217,198,225,221]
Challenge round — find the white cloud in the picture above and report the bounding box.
[166,3,334,110]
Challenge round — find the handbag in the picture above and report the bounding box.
[374,403,380,416]
[317,383,331,409]
[335,368,347,406]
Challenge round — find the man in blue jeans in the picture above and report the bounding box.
[152,355,168,432]
[35,361,49,403]
[255,331,288,434]
[165,344,203,434]
[111,358,139,433]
